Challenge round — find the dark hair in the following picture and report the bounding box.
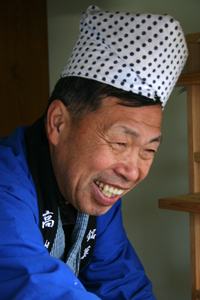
[48,76,161,118]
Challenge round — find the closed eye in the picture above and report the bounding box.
[140,148,158,160]
[146,149,156,153]
[114,142,128,148]
[110,141,128,151]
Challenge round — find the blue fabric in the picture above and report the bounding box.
[80,202,156,300]
[0,127,156,300]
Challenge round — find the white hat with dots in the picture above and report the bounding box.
[61,5,188,107]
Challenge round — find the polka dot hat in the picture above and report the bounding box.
[61,5,188,107]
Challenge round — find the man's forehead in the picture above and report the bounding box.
[95,99,162,133]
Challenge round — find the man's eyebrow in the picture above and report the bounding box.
[149,135,162,143]
[121,126,162,144]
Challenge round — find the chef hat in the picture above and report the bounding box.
[61,5,188,107]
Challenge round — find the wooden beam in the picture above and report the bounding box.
[177,72,200,86]
[159,193,200,214]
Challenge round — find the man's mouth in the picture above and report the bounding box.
[95,180,125,198]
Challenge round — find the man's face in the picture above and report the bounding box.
[48,97,162,216]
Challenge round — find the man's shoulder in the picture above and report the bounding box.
[0,126,26,154]
[0,127,28,176]
[0,127,37,206]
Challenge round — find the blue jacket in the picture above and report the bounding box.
[0,126,156,300]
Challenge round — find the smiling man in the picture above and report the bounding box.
[0,5,187,300]
[47,93,162,216]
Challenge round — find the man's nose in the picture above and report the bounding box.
[114,157,140,184]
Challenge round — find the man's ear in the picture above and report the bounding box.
[46,100,70,145]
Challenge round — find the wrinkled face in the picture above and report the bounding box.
[47,97,162,216]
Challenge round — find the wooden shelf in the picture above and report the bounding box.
[159,32,200,300]
[159,193,200,214]
[177,72,200,86]
[194,290,200,299]
[194,152,200,163]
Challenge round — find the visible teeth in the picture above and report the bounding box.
[95,180,124,198]
[100,182,104,189]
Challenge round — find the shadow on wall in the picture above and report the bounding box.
[47,0,107,14]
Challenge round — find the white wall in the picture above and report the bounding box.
[47,1,200,299]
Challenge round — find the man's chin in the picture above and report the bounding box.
[92,207,112,216]
[78,203,112,216]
